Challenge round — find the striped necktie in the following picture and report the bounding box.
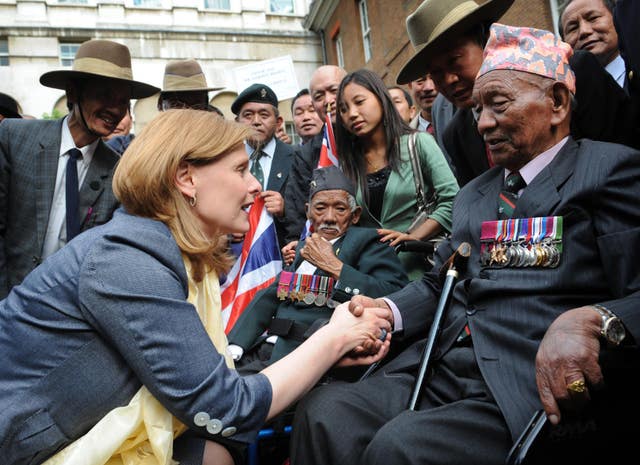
[250,149,265,189]
[498,171,526,219]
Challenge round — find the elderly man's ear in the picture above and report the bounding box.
[549,81,572,127]
[351,206,362,224]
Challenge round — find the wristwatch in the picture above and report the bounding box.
[592,304,626,346]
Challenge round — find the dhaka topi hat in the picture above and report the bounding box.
[309,166,355,202]
[477,23,576,94]
[231,83,278,115]
[39,39,159,99]
[396,0,515,84]
[161,59,223,93]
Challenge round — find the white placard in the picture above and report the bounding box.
[233,55,300,101]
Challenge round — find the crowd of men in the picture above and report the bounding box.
[1,0,640,463]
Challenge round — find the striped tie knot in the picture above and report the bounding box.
[498,171,526,219]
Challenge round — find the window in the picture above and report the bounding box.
[59,43,81,67]
[270,0,294,14]
[335,34,344,69]
[285,122,299,145]
[358,0,372,62]
[0,38,8,66]
[132,0,162,7]
[204,0,230,9]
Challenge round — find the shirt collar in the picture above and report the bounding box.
[506,136,569,186]
[60,115,100,158]
[605,54,626,88]
[245,137,276,158]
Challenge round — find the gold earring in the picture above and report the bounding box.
[189,193,197,207]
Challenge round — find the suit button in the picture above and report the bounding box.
[221,426,237,437]
[345,287,351,293]
[353,288,360,295]
[466,305,477,315]
[32,256,39,264]
[194,412,210,427]
[207,419,223,434]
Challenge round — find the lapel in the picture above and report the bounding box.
[467,167,504,233]
[514,139,577,218]
[35,119,64,248]
[266,139,290,193]
[79,141,119,228]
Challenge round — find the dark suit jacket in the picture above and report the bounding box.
[265,138,294,248]
[283,131,323,243]
[384,137,640,441]
[614,0,640,147]
[228,226,408,362]
[441,107,488,187]
[0,118,120,298]
[0,209,272,465]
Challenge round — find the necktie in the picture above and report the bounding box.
[250,149,265,188]
[498,171,526,219]
[65,148,82,240]
[426,124,435,135]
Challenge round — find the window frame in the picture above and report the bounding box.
[358,0,372,62]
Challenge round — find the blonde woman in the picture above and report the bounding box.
[0,110,390,465]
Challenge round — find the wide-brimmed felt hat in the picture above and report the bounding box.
[396,0,515,84]
[161,59,223,94]
[0,93,22,118]
[40,39,159,99]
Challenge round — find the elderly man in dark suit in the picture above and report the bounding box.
[232,83,294,248]
[291,23,640,465]
[0,39,159,298]
[227,166,408,372]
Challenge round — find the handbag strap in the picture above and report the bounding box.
[408,132,429,212]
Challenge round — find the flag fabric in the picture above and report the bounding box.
[221,195,282,332]
[300,112,340,240]
[318,112,339,168]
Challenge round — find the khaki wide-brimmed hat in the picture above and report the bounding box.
[40,39,159,99]
[161,59,223,93]
[396,0,514,84]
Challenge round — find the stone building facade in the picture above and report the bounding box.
[0,0,322,134]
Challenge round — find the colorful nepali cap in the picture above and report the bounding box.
[477,23,576,94]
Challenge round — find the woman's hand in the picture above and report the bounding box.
[326,301,391,361]
[377,228,420,247]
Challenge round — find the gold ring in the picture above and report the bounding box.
[566,379,586,394]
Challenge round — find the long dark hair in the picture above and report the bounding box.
[335,68,413,201]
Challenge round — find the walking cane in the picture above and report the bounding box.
[407,241,471,411]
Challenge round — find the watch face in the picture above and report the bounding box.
[604,318,626,345]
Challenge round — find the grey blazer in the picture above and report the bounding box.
[386,137,640,441]
[0,209,272,465]
[0,118,120,298]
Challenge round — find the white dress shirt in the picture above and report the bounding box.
[42,116,99,258]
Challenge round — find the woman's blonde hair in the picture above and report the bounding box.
[113,109,251,280]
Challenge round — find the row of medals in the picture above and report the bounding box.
[482,239,561,268]
[277,278,338,308]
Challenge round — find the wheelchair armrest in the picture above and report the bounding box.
[393,240,435,255]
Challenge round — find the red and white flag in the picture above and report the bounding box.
[221,196,282,332]
[300,112,340,240]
